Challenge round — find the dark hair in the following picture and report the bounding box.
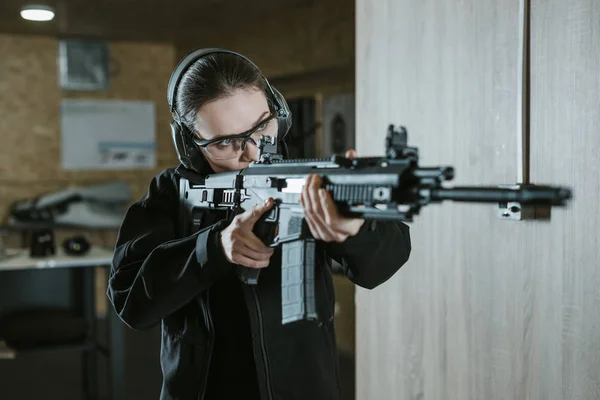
[175,53,268,132]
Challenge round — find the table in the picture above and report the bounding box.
[0,246,126,400]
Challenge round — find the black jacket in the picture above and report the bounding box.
[107,165,411,400]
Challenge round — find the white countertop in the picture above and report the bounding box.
[0,246,114,272]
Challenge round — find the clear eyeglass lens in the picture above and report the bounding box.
[203,118,278,160]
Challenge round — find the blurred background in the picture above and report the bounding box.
[2,1,600,400]
[0,0,357,399]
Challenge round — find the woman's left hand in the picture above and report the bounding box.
[299,150,365,243]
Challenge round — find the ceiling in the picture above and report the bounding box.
[0,0,310,42]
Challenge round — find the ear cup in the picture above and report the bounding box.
[170,120,207,172]
[270,86,292,140]
[170,121,192,169]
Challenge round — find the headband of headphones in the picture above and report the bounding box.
[167,48,290,123]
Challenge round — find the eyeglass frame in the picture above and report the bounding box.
[190,111,279,153]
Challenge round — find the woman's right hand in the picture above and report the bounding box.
[219,198,275,268]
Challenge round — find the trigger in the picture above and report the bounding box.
[264,205,279,222]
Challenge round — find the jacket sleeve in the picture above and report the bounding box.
[107,170,232,330]
[324,220,411,289]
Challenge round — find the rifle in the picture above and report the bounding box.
[180,125,572,324]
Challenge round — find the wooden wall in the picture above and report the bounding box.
[355,0,599,399]
[528,0,600,398]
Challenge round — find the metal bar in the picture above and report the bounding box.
[517,0,531,184]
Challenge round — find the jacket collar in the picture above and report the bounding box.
[174,162,215,184]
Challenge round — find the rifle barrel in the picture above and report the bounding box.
[429,186,572,205]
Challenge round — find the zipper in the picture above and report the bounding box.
[252,286,274,400]
[323,319,342,397]
[199,289,214,400]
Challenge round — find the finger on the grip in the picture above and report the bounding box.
[314,217,336,242]
[319,189,338,224]
[303,180,330,241]
[305,211,331,241]
[235,254,269,269]
[310,174,322,191]
[309,182,325,219]
[304,188,321,226]
[242,246,274,263]
[308,175,323,213]
[308,187,330,227]
[316,210,343,241]
[242,232,273,253]
[310,197,340,242]
[301,184,314,215]
[300,177,311,206]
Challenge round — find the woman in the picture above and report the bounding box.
[107,48,411,400]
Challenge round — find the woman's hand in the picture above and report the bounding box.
[300,150,365,242]
[219,198,275,268]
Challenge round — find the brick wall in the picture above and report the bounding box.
[0,35,177,244]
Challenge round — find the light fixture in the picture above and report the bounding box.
[20,5,55,22]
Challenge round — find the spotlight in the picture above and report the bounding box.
[20,5,55,22]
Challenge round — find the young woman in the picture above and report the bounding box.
[107,48,411,400]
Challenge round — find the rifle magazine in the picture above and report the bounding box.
[281,239,318,325]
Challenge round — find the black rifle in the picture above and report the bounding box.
[180,125,572,324]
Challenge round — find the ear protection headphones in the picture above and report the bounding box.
[167,48,293,172]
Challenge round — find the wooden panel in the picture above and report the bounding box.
[356,0,600,399]
[529,0,600,399]
[355,0,543,399]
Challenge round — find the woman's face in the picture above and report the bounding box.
[194,87,271,173]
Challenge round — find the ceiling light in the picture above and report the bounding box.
[20,5,55,22]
